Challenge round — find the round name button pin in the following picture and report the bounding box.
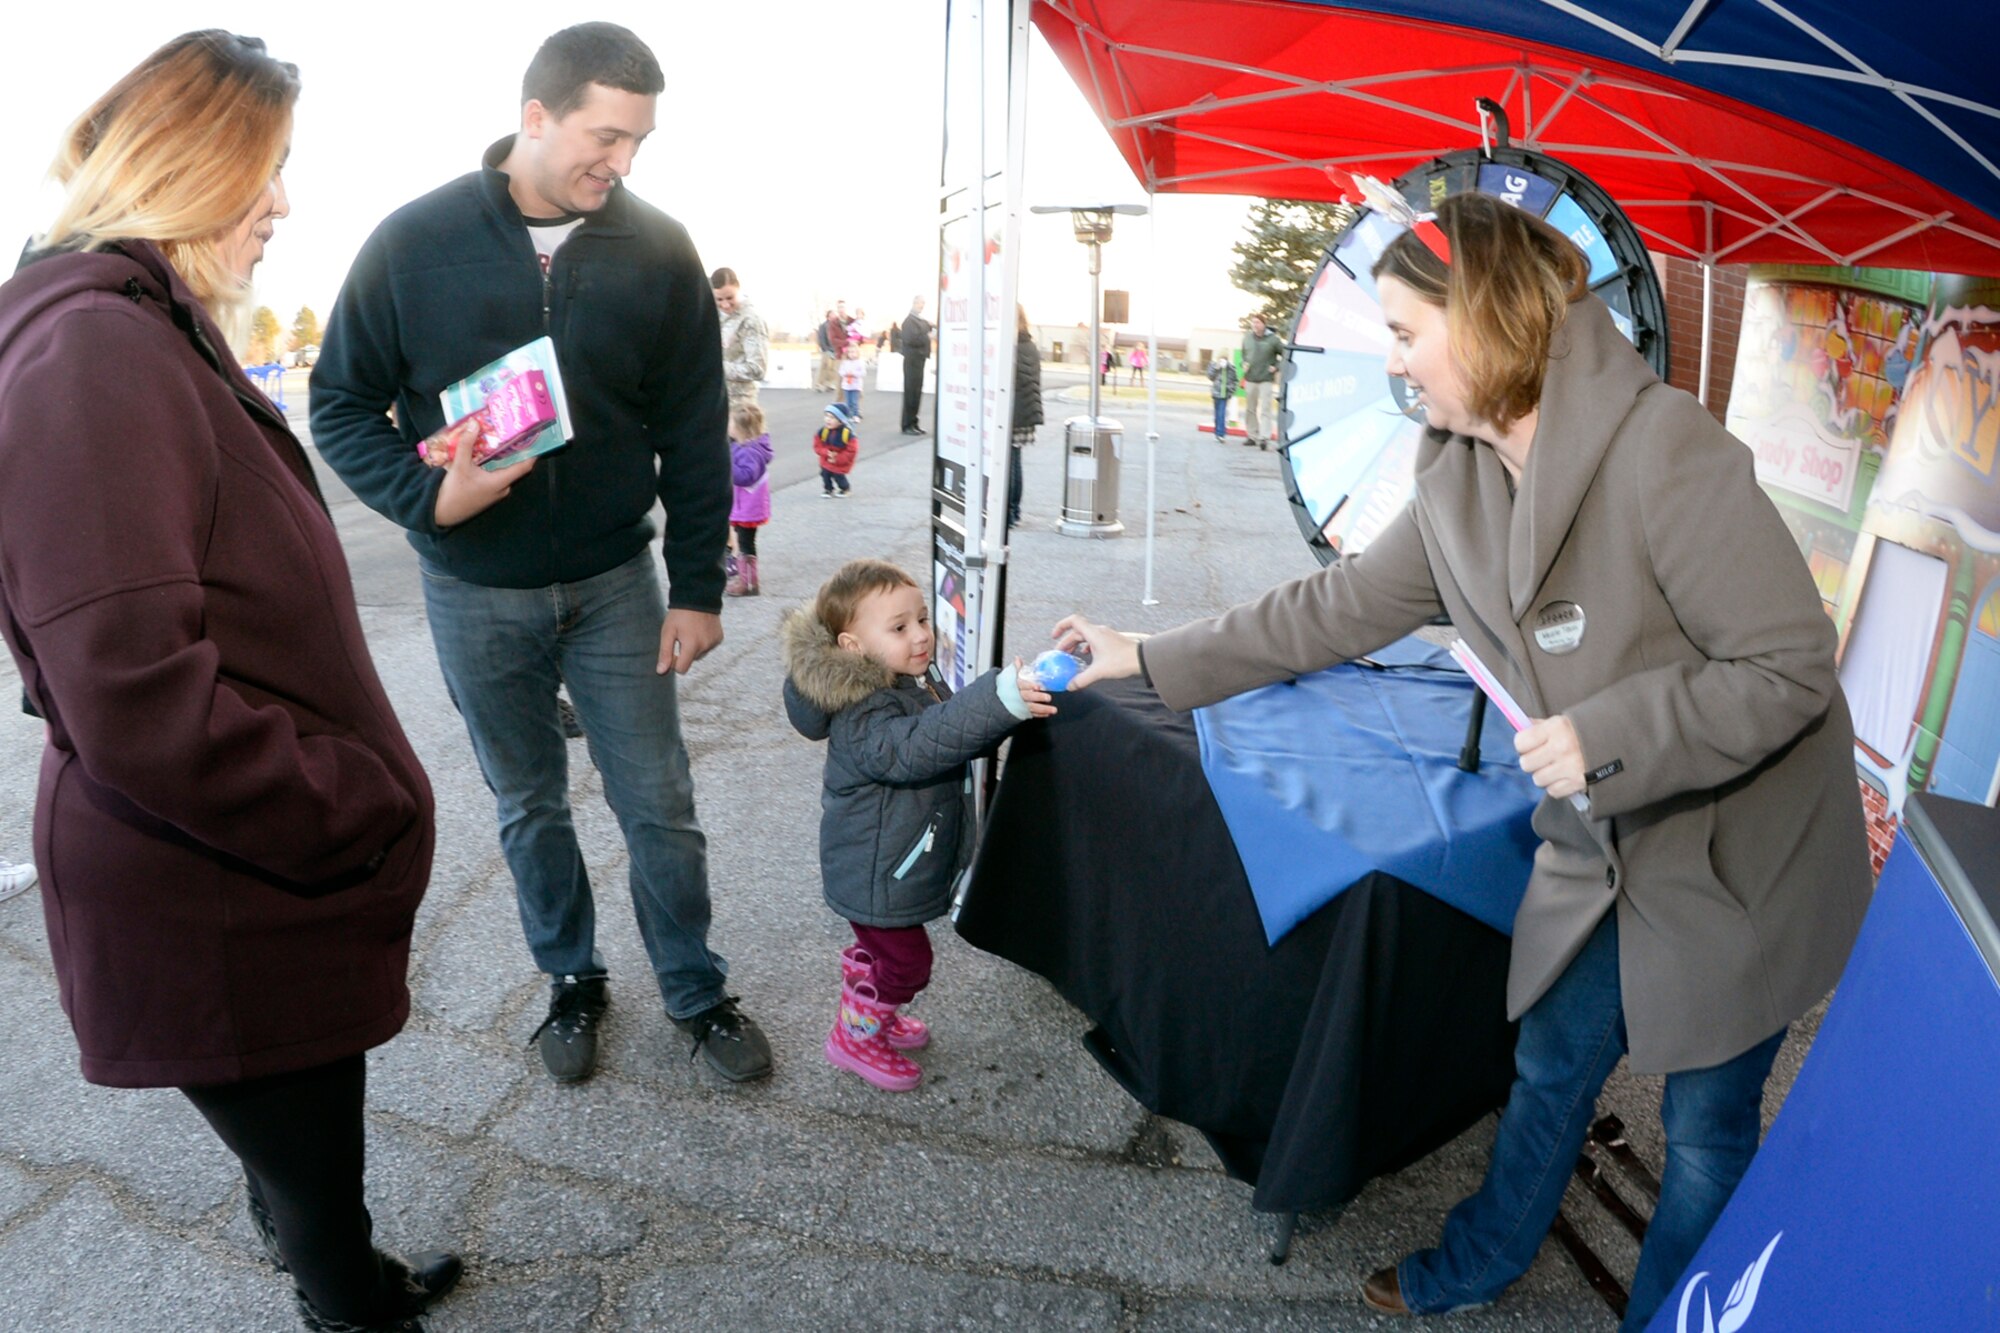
[1534,601,1586,655]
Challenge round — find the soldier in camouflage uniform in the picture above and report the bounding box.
[711,267,769,408]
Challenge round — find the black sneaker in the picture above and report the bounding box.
[556,695,584,740]
[672,997,773,1083]
[529,975,609,1083]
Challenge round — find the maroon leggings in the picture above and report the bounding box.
[851,923,933,1006]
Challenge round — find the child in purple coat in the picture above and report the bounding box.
[726,401,773,596]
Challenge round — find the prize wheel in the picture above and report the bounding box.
[1278,147,1668,564]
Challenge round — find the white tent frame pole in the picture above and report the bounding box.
[995,0,1031,568]
[1698,202,1715,408]
[1660,0,1717,60]
[963,0,988,594]
[1143,191,1159,607]
[1698,262,1714,408]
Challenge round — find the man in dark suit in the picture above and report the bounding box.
[899,296,933,435]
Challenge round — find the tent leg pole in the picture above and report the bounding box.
[1269,1210,1297,1265]
[1144,192,1159,606]
[1697,261,1714,409]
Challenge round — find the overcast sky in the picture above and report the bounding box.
[1,2,1260,340]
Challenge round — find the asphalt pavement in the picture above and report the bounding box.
[0,368,1819,1330]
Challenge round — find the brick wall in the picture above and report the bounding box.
[1650,255,1748,425]
[1859,780,1899,879]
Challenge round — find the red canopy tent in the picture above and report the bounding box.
[1032,0,2000,275]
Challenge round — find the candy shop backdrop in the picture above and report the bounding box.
[1734,274,2000,865]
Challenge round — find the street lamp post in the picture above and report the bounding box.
[1031,203,1146,539]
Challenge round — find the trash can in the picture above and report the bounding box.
[1058,414,1124,538]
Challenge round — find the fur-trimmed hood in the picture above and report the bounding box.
[781,606,897,739]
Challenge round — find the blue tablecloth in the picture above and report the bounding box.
[1194,637,1540,945]
[1651,796,2000,1330]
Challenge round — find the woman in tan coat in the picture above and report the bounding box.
[1055,193,1870,1331]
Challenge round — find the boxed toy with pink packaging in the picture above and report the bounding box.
[422,336,575,469]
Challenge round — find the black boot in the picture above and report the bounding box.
[245,1185,288,1273]
[294,1250,463,1332]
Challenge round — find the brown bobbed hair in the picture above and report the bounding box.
[1371,192,1590,433]
[1017,303,1031,338]
[815,558,919,638]
[44,31,299,334]
[710,267,739,290]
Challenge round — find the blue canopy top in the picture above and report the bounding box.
[1315,1,2000,234]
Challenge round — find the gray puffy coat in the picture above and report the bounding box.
[782,610,1024,927]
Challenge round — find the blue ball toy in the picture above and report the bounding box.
[1027,649,1084,692]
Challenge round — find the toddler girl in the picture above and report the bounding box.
[726,402,772,596]
[781,559,1055,1090]
[838,336,867,420]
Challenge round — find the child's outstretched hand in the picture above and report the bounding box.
[1013,659,1057,718]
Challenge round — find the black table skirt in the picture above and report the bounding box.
[957,676,1521,1213]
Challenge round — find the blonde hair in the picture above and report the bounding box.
[729,401,765,440]
[43,31,299,340]
[815,559,918,637]
[1371,192,1590,433]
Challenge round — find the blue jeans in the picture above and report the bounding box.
[1212,395,1230,440]
[843,386,861,417]
[1398,913,1784,1332]
[420,549,727,1019]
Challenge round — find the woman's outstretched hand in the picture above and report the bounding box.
[1051,615,1143,690]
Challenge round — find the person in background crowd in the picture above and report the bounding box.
[725,400,772,597]
[820,301,850,394]
[311,22,775,1089]
[1128,341,1148,386]
[1053,192,1869,1333]
[1241,313,1286,449]
[710,266,768,408]
[0,32,460,1331]
[814,308,838,392]
[839,334,867,421]
[815,403,859,497]
[1009,303,1042,530]
[900,295,933,435]
[1207,353,1239,442]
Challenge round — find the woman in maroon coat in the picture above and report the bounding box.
[0,33,460,1332]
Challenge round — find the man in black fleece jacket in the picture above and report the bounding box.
[311,22,773,1086]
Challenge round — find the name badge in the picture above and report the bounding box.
[1534,601,1586,655]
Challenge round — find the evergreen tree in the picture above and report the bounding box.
[287,305,322,354]
[247,306,282,366]
[1229,198,1357,330]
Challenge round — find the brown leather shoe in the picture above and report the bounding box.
[1360,1265,1411,1315]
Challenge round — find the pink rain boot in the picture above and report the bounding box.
[825,979,923,1092]
[742,554,761,596]
[723,552,747,598]
[839,946,929,1050]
